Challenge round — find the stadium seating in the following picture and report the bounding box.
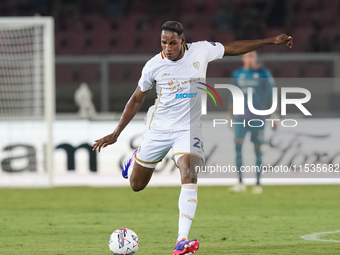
[275,63,301,78]
[205,1,220,14]
[130,0,150,15]
[325,0,339,10]
[65,29,87,55]
[213,32,235,44]
[294,11,313,28]
[6,0,340,55]
[49,0,340,56]
[290,28,312,52]
[86,30,110,55]
[113,19,137,54]
[191,16,213,42]
[82,17,112,54]
[55,31,72,55]
[134,19,162,54]
[50,0,340,85]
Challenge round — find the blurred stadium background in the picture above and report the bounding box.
[30,0,340,114]
[1,2,340,253]
[1,0,340,187]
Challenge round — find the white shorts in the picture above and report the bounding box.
[135,129,204,168]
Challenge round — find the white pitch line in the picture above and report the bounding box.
[301,230,340,243]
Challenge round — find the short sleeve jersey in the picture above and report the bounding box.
[138,41,224,132]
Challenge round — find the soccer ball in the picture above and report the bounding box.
[109,228,139,254]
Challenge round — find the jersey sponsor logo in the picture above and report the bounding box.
[253,72,259,79]
[168,78,182,91]
[181,78,200,85]
[175,92,197,99]
[208,41,217,46]
[169,78,201,91]
[193,61,200,70]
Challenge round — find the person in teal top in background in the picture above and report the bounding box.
[228,51,277,194]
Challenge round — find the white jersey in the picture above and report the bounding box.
[138,41,225,132]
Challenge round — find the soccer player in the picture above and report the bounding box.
[92,21,292,254]
[229,51,277,195]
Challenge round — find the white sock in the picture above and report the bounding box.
[177,184,198,242]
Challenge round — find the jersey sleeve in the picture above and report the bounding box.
[138,62,154,92]
[199,41,225,62]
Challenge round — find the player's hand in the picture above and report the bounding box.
[273,34,293,48]
[92,133,118,152]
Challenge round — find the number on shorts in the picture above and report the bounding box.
[193,137,204,152]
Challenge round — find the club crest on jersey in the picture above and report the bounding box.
[193,62,200,70]
[253,73,259,79]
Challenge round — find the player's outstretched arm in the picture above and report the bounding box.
[92,86,149,152]
[223,34,293,56]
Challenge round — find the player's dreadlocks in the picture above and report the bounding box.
[161,21,184,37]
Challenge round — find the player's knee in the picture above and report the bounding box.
[235,139,244,145]
[130,181,146,192]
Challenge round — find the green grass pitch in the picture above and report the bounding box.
[0,185,339,254]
